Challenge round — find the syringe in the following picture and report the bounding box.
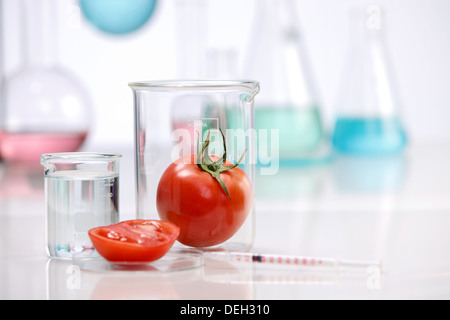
[204,251,381,272]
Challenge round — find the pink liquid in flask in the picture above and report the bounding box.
[0,131,87,164]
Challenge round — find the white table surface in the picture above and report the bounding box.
[1,142,450,300]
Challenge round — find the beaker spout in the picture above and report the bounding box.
[244,81,260,103]
[40,154,54,174]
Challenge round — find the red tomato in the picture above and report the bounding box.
[88,219,180,263]
[156,154,253,247]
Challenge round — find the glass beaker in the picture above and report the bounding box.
[40,152,122,259]
[1,0,91,164]
[243,0,328,166]
[129,80,259,252]
[332,5,407,155]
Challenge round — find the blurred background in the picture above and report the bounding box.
[1,0,449,155]
[2,1,450,300]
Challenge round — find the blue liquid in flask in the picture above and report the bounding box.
[79,0,157,35]
[332,116,407,155]
[253,105,329,167]
[255,106,323,152]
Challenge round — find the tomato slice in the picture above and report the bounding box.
[88,220,180,263]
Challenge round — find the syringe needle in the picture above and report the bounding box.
[205,251,381,272]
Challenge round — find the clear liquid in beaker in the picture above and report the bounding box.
[332,116,407,155]
[45,171,119,258]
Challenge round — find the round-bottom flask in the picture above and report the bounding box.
[1,0,91,164]
[1,67,90,164]
[79,0,158,35]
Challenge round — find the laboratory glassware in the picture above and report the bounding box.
[332,5,407,155]
[129,80,259,252]
[243,0,328,166]
[79,0,157,35]
[40,152,122,259]
[72,247,203,272]
[0,0,5,161]
[1,0,91,164]
[174,0,207,78]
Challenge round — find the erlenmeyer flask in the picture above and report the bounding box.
[243,0,327,166]
[1,0,91,164]
[332,5,407,155]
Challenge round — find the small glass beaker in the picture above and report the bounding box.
[40,152,122,259]
[129,80,259,251]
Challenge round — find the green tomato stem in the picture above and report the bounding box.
[196,129,246,200]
